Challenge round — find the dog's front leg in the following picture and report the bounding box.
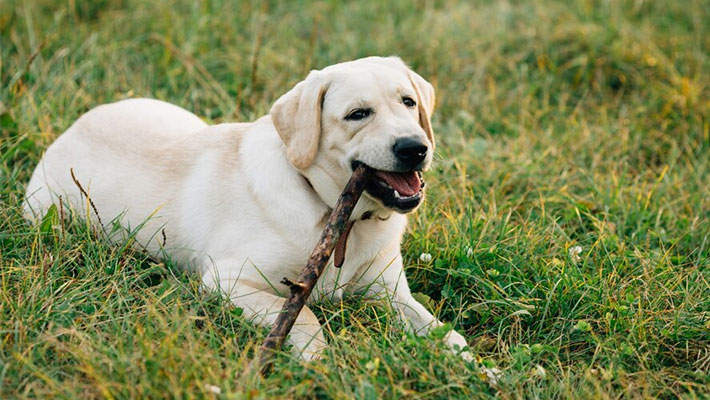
[202,269,327,361]
[357,252,473,361]
[390,287,473,361]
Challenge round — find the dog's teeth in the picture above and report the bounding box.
[393,190,402,199]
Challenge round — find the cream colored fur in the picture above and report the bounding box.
[23,56,472,361]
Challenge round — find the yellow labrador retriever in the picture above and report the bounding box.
[24,56,472,361]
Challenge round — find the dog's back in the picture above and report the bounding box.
[23,98,209,252]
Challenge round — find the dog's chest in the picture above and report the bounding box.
[308,217,403,303]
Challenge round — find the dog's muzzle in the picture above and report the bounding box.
[351,160,426,213]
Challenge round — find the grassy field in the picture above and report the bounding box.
[2,0,709,398]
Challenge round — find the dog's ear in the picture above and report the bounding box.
[407,69,436,150]
[270,71,330,170]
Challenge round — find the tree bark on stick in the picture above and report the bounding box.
[258,163,373,374]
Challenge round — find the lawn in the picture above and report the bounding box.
[1,0,709,398]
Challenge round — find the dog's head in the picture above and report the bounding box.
[270,56,435,214]
[271,57,434,213]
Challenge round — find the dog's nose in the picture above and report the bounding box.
[393,137,428,169]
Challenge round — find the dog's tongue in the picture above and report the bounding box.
[374,170,421,196]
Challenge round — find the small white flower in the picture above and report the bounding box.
[534,364,546,378]
[479,366,502,385]
[419,252,432,262]
[465,246,474,258]
[569,246,583,264]
[204,384,221,395]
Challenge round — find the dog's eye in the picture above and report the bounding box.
[402,96,416,108]
[345,108,373,121]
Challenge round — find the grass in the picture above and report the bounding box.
[1,0,709,398]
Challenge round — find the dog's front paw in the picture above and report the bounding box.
[444,329,472,361]
[459,349,474,362]
[294,339,328,362]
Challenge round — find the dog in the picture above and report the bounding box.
[23,56,472,362]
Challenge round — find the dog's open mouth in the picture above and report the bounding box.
[354,162,425,212]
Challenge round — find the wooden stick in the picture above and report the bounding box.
[257,163,372,374]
